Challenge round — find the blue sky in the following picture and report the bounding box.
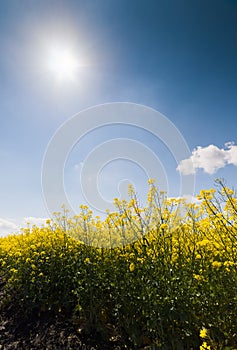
[0,0,237,235]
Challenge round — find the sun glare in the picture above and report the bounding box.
[47,46,79,81]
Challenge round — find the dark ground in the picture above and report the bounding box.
[0,308,129,350]
[0,277,131,350]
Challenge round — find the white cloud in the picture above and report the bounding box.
[0,217,49,237]
[0,218,18,237]
[23,217,48,227]
[226,142,237,166]
[177,158,195,175]
[182,194,201,204]
[169,194,200,204]
[177,142,237,175]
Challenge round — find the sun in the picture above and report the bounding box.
[47,46,79,81]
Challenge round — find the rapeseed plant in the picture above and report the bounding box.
[0,179,237,348]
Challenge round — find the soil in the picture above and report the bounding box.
[0,277,130,350]
[0,308,128,350]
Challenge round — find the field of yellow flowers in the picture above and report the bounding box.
[1,179,237,349]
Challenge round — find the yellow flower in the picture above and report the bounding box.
[197,239,209,247]
[193,274,205,282]
[200,341,211,350]
[129,262,135,272]
[148,178,155,185]
[160,223,168,230]
[84,257,90,264]
[128,184,135,196]
[212,261,222,269]
[224,261,234,267]
[10,268,18,274]
[200,327,208,339]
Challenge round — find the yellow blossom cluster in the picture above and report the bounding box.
[0,179,237,348]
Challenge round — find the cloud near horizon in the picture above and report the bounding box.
[0,217,48,237]
[177,142,237,175]
[23,217,48,227]
[0,218,18,237]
